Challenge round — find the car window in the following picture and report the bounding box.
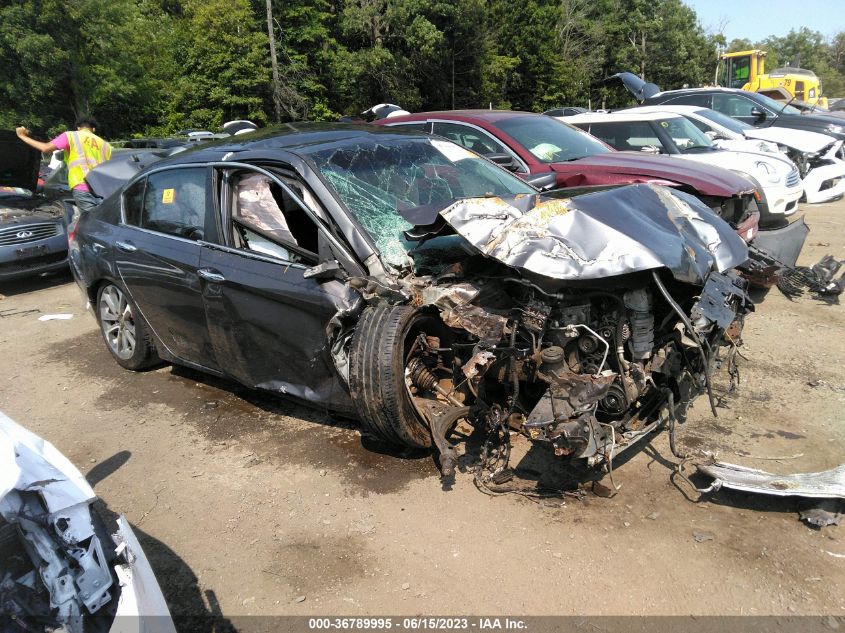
[698,108,752,134]
[432,122,508,156]
[583,121,665,152]
[688,118,712,134]
[713,94,766,117]
[657,117,713,151]
[308,137,535,267]
[664,94,711,107]
[493,115,611,162]
[230,171,318,264]
[389,122,431,133]
[139,168,212,241]
[123,178,145,226]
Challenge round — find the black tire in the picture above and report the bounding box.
[348,305,442,449]
[96,281,158,371]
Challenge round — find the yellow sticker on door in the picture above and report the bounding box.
[162,188,175,204]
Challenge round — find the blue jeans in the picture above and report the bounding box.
[72,189,101,212]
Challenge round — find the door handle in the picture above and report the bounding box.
[115,240,137,253]
[198,268,226,283]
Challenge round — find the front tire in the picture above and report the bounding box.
[97,282,157,370]
[348,305,441,449]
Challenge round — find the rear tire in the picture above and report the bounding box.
[348,305,440,448]
[97,281,158,371]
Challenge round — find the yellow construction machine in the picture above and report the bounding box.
[717,49,828,108]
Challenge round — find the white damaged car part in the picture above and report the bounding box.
[0,411,175,633]
[630,105,845,205]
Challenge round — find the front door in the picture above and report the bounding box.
[199,167,358,411]
[114,166,220,370]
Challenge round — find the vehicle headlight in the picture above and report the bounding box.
[754,160,781,184]
[826,124,844,135]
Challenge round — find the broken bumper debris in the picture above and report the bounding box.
[0,411,175,633]
[697,462,845,499]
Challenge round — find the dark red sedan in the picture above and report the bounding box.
[376,110,760,241]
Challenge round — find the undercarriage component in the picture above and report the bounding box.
[426,406,470,477]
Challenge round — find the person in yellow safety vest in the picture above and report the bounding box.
[16,116,113,212]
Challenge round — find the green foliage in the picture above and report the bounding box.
[3,0,844,139]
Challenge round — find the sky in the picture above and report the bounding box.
[684,0,845,43]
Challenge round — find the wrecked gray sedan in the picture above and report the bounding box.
[70,124,752,478]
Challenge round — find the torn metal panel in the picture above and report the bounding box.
[439,184,748,284]
[440,304,508,343]
[113,516,178,631]
[698,462,845,499]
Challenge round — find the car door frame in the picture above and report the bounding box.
[195,160,364,411]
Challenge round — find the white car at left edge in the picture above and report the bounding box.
[0,411,176,633]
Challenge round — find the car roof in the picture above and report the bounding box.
[629,105,706,116]
[150,122,436,166]
[651,86,748,98]
[564,111,684,123]
[386,110,541,123]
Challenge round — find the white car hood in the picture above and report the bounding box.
[677,149,793,179]
[743,126,838,154]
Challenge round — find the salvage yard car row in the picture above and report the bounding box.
[2,90,844,631]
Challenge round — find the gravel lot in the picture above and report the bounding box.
[1,199,843,623]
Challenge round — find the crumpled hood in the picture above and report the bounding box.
[560,153,756,197]
[0,131,40,194]
[743,126,839,154]
[438,184,748,285]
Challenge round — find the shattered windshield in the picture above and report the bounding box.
[309,137,535,267]
[658,117,714,152]
[493,115,611,163]
[699,109,752,134]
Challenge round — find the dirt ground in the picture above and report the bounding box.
[1,199,843,622]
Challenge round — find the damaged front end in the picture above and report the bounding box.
[0,412,175,633]
[372,185,753,478]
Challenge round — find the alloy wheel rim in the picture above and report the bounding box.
[100,286,136,360]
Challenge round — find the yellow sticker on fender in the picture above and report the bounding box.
[162,188,175,204]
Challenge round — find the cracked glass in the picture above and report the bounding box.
[308,137,534,268]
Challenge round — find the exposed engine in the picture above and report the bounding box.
[402,269,752,480]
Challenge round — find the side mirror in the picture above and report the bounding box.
[303,260,348,283]
[750,106,767,120]
[640,145,661,155]
[523,172,558,191]
[704,130,720,141]
[484,152,518,171]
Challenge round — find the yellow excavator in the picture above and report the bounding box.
[717,49,828,108]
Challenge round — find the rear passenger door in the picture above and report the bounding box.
[114,166,221,370]
[198,165,358,412]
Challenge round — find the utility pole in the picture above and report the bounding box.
[265,0,283,123]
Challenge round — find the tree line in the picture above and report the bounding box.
[1,0,843,140]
